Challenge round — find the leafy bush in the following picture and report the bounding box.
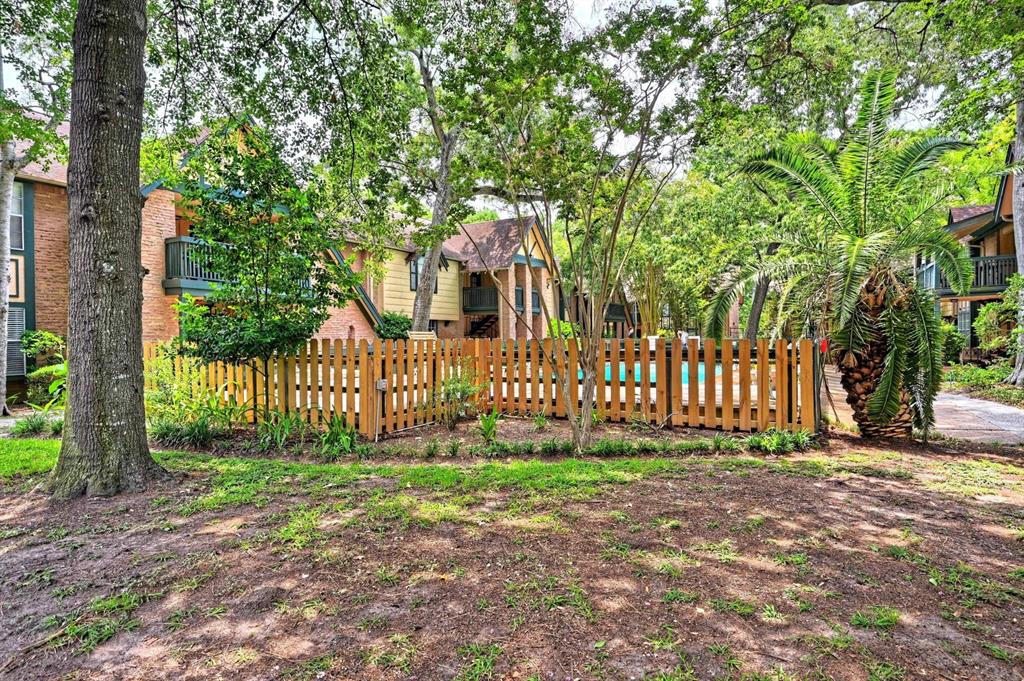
[944,361,1012,386]
[318,416,358,460]
[540,439,574,456]
[429,362,482,430]
[48,416,64,437]
[148,416,218,448]
[939,321,967,365]
[376,311,412,340]
[11,413,49,438]
[971,274,1024,353]
[26,362,67,408]
[477,407,501,444]
[547,320,579,338]
[257,411,307,452]
[20,330,66,360]
[744,428,814,454]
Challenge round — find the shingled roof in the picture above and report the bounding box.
[444,216,538,272]
[948,204,994,224]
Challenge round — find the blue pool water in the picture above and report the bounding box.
[580,362,721,385]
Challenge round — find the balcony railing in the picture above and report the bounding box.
[464,285,541,315]
[165,236,225,284]
[917,255,1016,294]
[607,302,627,322]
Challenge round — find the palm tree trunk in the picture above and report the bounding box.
[836,339,912,438]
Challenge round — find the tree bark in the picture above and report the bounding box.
[49,0,163,499]
[0,159,14,415]
[745,276,769,342]
[1006,92,1024,386]
[744,243,778,342]
[836,295,912,438]
[410,130,458,332]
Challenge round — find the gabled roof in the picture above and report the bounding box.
[970,144,1015,240]
[444,216,542,272]
[15,120,70,186]
[949,205,993,224]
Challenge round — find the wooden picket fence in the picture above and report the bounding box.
[143,337,821,439]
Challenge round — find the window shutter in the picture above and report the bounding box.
[6,308,26,377]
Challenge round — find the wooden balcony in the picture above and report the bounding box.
[917,255,1016,296]
[463,286,541,314]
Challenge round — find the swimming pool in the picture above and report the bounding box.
[580,362,722,385]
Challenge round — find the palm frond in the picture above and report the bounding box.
[899,222,973,295]
[841,68,899,235]
[885,136,971,193]
[832,232,887,333]
[744,146,848,232]
[866,307,908,424]
[904,289,943,430]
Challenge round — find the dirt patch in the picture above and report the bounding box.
[1,435,1023,680]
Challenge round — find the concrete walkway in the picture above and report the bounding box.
[823,367,1024,445]
[933,392,1024,445]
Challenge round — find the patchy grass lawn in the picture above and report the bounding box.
[1,435,1023,680]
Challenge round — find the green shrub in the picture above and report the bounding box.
[429,361,481,430]
[20,329,66,358]
[540,439,574,456]
[745,428,814,454]
[423,438,440,458]
[547,319,579,338]
[149,417,218,448]
[375,311,412,340]
[477,407,501,444]
[11,413,49,438]
[317,416,358,460]
[944,361,1012,386]
[48,416,64,437]
[939,321,967,365]
[256,411,307,452]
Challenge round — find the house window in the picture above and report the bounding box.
[10,182,24,251]
[6,307,26,377]
[409,256,437,293]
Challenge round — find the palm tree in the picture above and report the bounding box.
[707,69,972,437]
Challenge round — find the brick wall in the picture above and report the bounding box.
[31,183,180,341]
[32,183,69,334]
[316,301,377,340]
[141,189,179,341]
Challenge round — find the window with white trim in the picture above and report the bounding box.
[10,182,24,251]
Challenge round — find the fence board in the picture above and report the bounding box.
[671,338,683,427]
[610,340,621,421]
[800,339,815,430]
[775,340,788,431]
[687,338,699,428]
[639,338,651,420]
[655,339,667,425]
[757,339,769,431]
[624,340,635,420]
[738,340,751,431]
[703,339,716,428]
[722,341,734,431]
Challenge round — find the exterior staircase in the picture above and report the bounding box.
[468,315,498,337]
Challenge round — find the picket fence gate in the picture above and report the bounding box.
[144,337,821,439]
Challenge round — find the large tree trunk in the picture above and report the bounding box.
[49,0,163,499]
[1005,93,1024,385]
[745,276,769,342]
[0,159,14,416]
[410,131,458,332]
